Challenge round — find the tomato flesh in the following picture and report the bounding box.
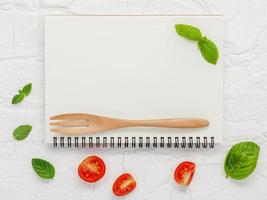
[174,161,195,186]
[78,155,106,183]
[113,173,136,196]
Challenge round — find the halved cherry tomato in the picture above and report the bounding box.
[112,173,136,196]
[174,161,196,186]
[78,155,106,183]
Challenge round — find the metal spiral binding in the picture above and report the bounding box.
[53,136,215,148]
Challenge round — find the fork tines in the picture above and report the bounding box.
[50,113,93,134]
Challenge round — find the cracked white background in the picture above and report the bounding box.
[0,0,267,200]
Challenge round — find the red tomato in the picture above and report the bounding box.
[78,155,106,183]
[112,173,136,196]
[174,161,196,186]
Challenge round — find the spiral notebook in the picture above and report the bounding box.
[45,15,223,148]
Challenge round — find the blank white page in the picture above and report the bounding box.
[45,15,223,145]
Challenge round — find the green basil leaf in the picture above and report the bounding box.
[198,37,219,65]
[22,83,32,96]
[11,83,32,104]
[13,125,32,140]
[224,141,260,180]
[32,158,55,179]
[175,24,202,41]
[12,94,24,104]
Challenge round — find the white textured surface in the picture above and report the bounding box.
[0,1,267,200]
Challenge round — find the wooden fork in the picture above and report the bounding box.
[50,113,209,135]
[49,113,209,135]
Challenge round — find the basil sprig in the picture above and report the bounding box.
[224,141,260,180]
[12,83,32,104]
[32,158,55,179]
[175,24,219,65]
[13,125,32,141]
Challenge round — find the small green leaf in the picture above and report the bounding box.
[175,24,202,41]
[22,83,32,96]
[198,37,219,65]
[11,83,32,104]
[32,158,55,179]
[13,125,32,140]
[224,141,260,180]
[12,94,24,104]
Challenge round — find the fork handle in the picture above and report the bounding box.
[122,118,209,128]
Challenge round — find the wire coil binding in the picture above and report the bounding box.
[52,137,215,148]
